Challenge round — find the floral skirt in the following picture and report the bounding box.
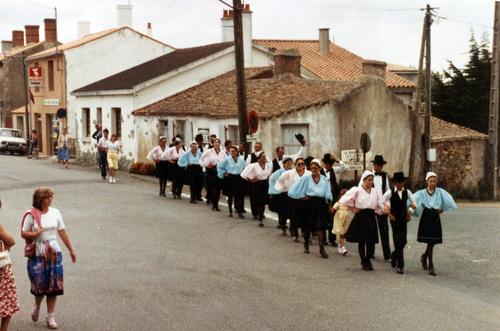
[0,265,20,317]
[27,252,64,296]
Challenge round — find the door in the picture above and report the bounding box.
[281,124,309,155]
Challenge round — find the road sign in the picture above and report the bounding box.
[360,132,371,153]
[246,134,257,142]
[341,149,364,171]
[29,66,43,87]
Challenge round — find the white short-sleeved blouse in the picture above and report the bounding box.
[22,207,66,255]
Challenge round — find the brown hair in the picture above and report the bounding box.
[32,187,54,210]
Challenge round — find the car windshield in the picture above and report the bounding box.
[0,130,22,138]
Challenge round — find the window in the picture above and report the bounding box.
[48,60,54,91]
[82,108,90,137]
[96,108,102,126]
[281,124,309,155]
[159,120,168,140]
[174,119,185,140]
[227,125,239,143]
[111,108,122,139]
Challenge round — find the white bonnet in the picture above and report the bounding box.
[425,172,437,181]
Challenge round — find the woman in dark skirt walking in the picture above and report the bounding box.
[340,171,385,270]
[200,139,227,211]
[413,172,456,276]
[241,153,272,227]
[268,156,294,235]
[288,159,333,258]
[178,141,203,203]
[165,139,186,199]
[147,137,169,196]
[217,146,246,217]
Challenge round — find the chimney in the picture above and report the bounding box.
[362,60,387,79]
[319,28,330,55]
[12,30,24,48]
[221,4,253,66]
[77,21,90,38]
[44,18,57,42]
[117,4,133,27]
[1,41,13,53]
[273,49,302,79]
[25,25,40,44]
[147,22,152,37]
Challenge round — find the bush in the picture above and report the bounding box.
[129,162,156,176]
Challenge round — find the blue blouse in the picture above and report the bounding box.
[217,156,246,179]
[178,150,201,167]
[288,174,333,203]
[268,168,286,195]
[413,187,457,217]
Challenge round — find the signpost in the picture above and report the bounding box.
[28,66,43,87]
[341,149,364,171]
[360,132,371,171]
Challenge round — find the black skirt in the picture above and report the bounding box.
[417,208,442,244]
[155,161,169,180]
[344,209,379,244]
[206,167,222,188]
[298,196,330,232]
[185,164,203,185]
[223,174,243,197]
[248,180,269,206]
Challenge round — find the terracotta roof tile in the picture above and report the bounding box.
[73,42,234,93]
[0,41,45,61]
[388,63,417,72]
[254,39,415,89]
[431,116,487,142]
[133,67,364,119]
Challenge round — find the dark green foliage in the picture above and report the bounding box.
[432,33,492,133]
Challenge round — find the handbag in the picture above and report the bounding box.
[0,241,12,269]
[21,209,42,258]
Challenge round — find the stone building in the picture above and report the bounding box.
[0,19,59,130]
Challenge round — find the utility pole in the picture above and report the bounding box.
[232,0,249,150]
[488,1,500,199]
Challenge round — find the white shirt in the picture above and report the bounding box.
[107,141,120,153]
[275,168,311,192]
[381,188,416,211]
[275,146,305,169]
[97,136,109,149]
[147,146,168,161]
[22,207,66,255]
[245,150,272,167]
[199,148,227,168]
[323,161,348,181]
[163,146,185,161]
[241,162,272,181]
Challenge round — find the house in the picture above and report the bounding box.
[431,117,488,193]
[0,19,59,130]
[133,51,418,178]
[70,41,270,166]
[20,26,173,156]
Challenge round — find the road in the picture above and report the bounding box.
[0,155,499,330]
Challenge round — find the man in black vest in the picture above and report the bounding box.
[320,153,348,247]
[364,155,392,260]
[272,138,306,173]
[381,172,416,274]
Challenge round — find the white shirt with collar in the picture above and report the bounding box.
[275,146,305,169]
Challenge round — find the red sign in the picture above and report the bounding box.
[248,111,259,134]
[29,66,43,87]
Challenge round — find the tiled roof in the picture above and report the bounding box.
[388,63,417,72]
[73,42,234,93]
[27,27,173,61]
[133,67,364,119]
[0,41,45,61]
[431,116,488,142]
[253,39,415,89]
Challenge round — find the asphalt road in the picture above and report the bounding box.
[0,155,499,331]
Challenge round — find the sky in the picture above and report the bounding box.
[0,0,495,71]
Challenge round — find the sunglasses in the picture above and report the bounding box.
[296,163,305,166]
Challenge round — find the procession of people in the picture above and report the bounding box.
[146,134,457,275]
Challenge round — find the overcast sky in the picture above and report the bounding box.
[0,0,495,71]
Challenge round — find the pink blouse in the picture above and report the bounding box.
[339,186,384,215]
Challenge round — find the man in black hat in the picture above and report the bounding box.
[320,153,348,247]
[360,154,392,260]
[381,172,416,274]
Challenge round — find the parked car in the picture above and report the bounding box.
[0,128,27,155]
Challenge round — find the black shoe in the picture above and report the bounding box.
[258,222,264,227]
[391,256,397,269]
[396,268,404,275]
[428,268,437,276]
[276,224,281,229]
[281,231,287,236]
[367,264,374,271]
[162,193,166,197]
[252,215,258,220]
[320,250,329,259]
[294,237,300,243]
[421,254,428,270]
[237,213,244,219]
[196,198,203,202]
[190,199,196,204]
[228,213,233,217]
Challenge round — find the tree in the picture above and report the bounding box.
[432,33,492,133]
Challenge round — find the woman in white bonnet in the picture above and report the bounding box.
[413,172,457,276]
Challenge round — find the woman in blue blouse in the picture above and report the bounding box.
[268,156,293,235]
[178,141,203,203]
[413,172,457,276]
[288,159,333,258]
[217,146,246,218]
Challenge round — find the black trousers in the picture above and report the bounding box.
[375,214,391,259]
[249,194,258,218]
[187,165,203,201]
[358,241,375,266]
[98,150,108,178]
[172,164,185,196]
[391,245,405,269]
